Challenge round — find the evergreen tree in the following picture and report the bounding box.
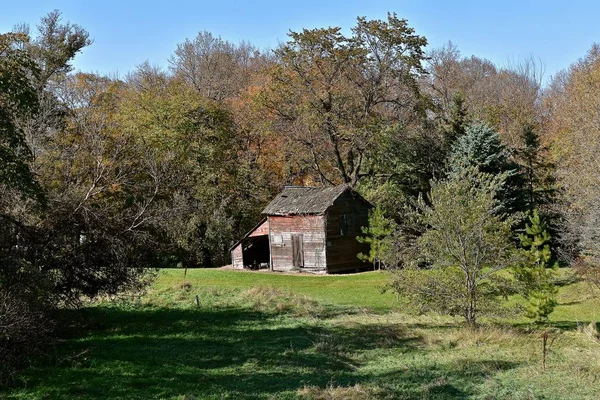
[449,122,525,215]
[513,210,558,323]
[357,205,397,270]
[515,123,558,215]
[442,92,469,150]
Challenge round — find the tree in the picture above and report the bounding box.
[513,210,558,323]
[0,32,48,383]
[357,205,397,270]
[17,10,91,160]
[440,92,469,149]
[0,18,92,379]
[2,13,156,307]
[449,122,525,215]
[515,123,557,215]
[427,42,542,148]
[28,72,162,303]
[394,167,517,328]
[0,33,43,201]
[264,13,428,186]
[358,121,448,218]
[169,31,261,103]
[542,44,600,264]
[119,62,279,267]
[574,199,600,287]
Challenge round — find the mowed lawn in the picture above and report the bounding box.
[156,269,398,311]
[3,268,600,400]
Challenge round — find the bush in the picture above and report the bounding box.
[0,289,53,384]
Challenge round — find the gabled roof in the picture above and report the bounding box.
[262,184,370,216]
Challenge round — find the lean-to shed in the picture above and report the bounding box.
[230,185,372,273]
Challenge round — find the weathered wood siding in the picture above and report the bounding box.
[231,244,244,269]
[268,215,326,272]
[249,220,269,237]
[325,191,371,273]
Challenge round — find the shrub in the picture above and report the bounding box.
[0,289,53,384]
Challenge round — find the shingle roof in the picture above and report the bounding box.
[262,184,353,215]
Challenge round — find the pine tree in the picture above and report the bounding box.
[357,205,396,270]
[442,92,469,149]
[513,210,558,323]
[449,122,526,215]
[516,123,557,215]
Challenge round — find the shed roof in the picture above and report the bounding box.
[228,217,268,251]
[262,184,366,216]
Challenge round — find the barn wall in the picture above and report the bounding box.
[249,220,269,237]
[268,215,326,272]
[231,244,244,269]
[325,191,371,273]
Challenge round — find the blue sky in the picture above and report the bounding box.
[1,1,598,83]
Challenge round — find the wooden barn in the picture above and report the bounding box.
[230,185,373,273]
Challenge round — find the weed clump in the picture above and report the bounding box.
[244,286,325,317]
[425,325,519,349]
[577,321,600,343]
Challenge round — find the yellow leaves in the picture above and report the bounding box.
[108,183,122,193]
[542,44,600,222]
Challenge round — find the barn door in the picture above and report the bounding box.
[291,234,304,267]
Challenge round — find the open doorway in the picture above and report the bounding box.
[242,235,270,269]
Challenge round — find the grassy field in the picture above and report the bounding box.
[3,268,600,399]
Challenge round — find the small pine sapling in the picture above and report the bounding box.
[357,206,396,270]
[513,210,558,323]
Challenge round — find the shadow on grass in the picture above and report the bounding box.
[370,359,520,400]
[5,305,521,400]
[510,319,586,331]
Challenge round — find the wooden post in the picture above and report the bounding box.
[267,216,273,271]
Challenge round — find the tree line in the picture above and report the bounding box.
[2,10,600,379]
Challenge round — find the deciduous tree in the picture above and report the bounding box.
[264,13,428,186]
[394,167,517,328]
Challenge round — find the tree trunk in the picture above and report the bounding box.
[465,274,478,329]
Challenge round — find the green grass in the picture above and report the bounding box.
[3,269,600,400]
[156,269,397,311]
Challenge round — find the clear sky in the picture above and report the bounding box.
[1,1,598,83]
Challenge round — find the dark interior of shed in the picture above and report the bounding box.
[242,235,270,269]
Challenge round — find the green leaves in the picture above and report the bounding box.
[267,14,428,186]
[356,205,397,269]
[0,33,44,202]
[398,167,518,327]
